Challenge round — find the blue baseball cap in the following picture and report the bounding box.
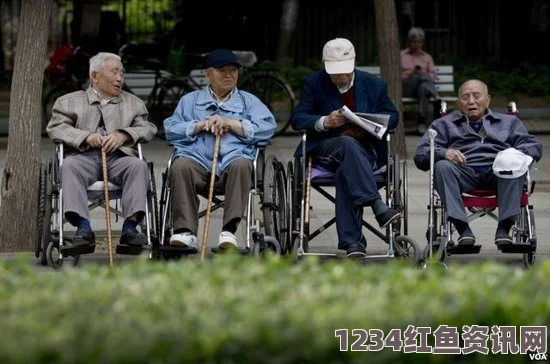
[205,49,241,69]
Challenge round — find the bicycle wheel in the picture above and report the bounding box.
[239,73,295,137]
[150,79,194,138]
[42,87,70,134]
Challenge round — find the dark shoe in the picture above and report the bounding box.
[494,232,513,247]
[346,244,367,259]
[457,232,476,245]
[73,228,95,246]
[120,230,148,246]
[376,208,401,229]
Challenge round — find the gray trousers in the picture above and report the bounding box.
[170,157,253,235]
[434,160,525,223]
[403,73,438,121]
[61,150,149,221]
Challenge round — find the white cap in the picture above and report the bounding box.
[492,148,533,179]
[322,38,356,74]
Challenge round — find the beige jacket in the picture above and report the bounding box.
[46,87,157,156]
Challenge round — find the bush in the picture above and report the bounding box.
[0,255,548,363]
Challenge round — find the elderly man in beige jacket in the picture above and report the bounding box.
[47,52,157,247]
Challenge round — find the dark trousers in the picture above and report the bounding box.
[313,136,382,250]
[170,157,253,235]
[434,160,525,224]
[403,73,438,121]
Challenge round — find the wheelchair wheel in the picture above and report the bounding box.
[520,209,536,269]
[401,160,409,236]
[46,241,63,269]
[252,235,281,257]
[394,236,420,263]
[158,166,173,248]
[35,162,49,265]
[262,155,289,254]
[286,160,294,253]
[523,249,536,268]
[422,239,441,261]
[147,162,160,243]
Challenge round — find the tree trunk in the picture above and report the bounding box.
[276,0,299,60]
[0,0,52,251]
[373,0,406,158]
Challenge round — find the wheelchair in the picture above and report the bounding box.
[157,143,288,259]
[35,142,159,269]
[285,131,421,262]
[423,102,538,269]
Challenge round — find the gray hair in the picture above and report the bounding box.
[89,52,122,78]
[408,27,425,40]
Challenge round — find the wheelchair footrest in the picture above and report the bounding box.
[160,245,198,255]
[211,247,250,255]
[447,244,482,255]
[60,243,96,257]
[497,243,536,253]
[116,244,144,255]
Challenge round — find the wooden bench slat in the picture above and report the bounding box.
[356,65,457,104]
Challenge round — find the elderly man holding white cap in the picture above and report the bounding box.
[414,79,542,247]
[291,37,401,259]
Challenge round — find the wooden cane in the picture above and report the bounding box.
[305,157,313,225]
[101,148,114,267]
[200,134,221,261]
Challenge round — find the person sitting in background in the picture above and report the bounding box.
[164,48,276,250]
[290,37,401,259]
[413,79,542,246]
[47,52,158,247]
[400,27,439,134]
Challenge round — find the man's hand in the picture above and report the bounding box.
[86,133,103,149]
[204,115,231,135]
[102,131,129,153]
[324,111,347,129]
[445,148,467,164]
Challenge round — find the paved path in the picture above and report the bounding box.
[1,132,549,268]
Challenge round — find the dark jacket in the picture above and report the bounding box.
[290,69,399,166]
[414,110,543,171]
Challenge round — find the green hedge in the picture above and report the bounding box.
[0,255,548,363]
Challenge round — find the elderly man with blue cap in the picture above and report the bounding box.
[164,48,276,250]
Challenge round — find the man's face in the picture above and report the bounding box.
[91,58,124,98]
[329,73,353,91]
[458,81,491,121]
[206,65,239,95]
[408,35,423,53]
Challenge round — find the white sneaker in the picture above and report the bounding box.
[218,231,238,249]
[170,232,198,249]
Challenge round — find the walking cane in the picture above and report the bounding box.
[200,133,221,261]
[101,147,114,267]
[427,128,438,260]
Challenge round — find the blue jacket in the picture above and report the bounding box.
[164,87,276,174]
[290,69,399,165]
[414,110,543,171]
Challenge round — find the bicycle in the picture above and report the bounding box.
[42,46,91,133]
[41,43,190,138]
[152,50,296,137]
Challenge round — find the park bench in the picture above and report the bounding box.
[355,65,459,105]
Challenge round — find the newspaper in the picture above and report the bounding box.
[338,105,389,140]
